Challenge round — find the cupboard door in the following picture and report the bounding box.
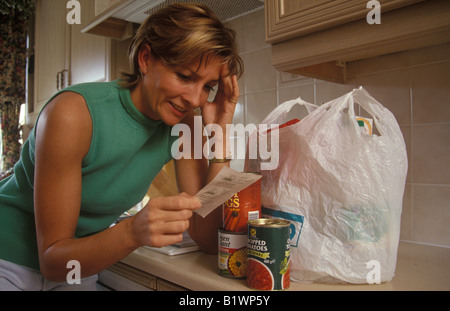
[70,0,110,85]
[266,0,425,44]
[32,0,110,123]
[34,0,70,113]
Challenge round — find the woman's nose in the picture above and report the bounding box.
[183,84,207,109]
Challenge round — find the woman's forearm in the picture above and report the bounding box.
[39,216,139,282]
[40,192,200,282]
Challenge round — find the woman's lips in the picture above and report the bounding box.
[168,101,187,117]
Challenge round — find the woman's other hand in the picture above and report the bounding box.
[131,193,201,248]
[201,63,239,128]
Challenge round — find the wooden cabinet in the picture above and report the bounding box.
[70,0,111,86]
[266,0,450,83]
[33,0,70,120]
[98,262,188,291]
[30,0,110,124]
[265,0,422,44]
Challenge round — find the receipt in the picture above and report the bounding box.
[194,166,261,218]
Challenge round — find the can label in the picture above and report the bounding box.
[218,229,247,278]
[223,178,261,232]
[247,219,291,290]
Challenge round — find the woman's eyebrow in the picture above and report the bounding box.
[187,68,219,84]
[209,79,219,84]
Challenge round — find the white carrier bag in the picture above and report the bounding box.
[247,88,408,284]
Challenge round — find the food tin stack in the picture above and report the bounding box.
[218,177,261,279]
[217,176,291,290]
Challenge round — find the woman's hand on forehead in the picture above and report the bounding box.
[201,62,239,127]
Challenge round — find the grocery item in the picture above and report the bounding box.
[222,178,261,232]
[247,219,290,290]
[218,229,247,278]
[356,116,373,135]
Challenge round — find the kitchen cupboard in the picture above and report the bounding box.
[30,0,110,124]
[266,0,450,83]
[98,262,188,291]
[265,0,424,44]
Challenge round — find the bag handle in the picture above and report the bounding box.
[352,87,400,137]
[322,87,399,138]
[261,97,318,125]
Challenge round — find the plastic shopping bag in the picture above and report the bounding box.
[247,88,408,284]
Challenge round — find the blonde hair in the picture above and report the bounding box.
[121,3,243,89]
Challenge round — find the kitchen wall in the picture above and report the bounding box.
[226,8,450,248]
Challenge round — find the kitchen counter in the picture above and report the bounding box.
[119,241,450,291]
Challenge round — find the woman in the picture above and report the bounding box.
[0,3,243,290]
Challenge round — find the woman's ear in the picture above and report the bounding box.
[138,44,152,75]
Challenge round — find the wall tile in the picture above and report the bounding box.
[413,185,450,246]
[243,8,269,52]
[279,83,315,105]
[412,123,450,184]
[225,17,245,54]
[278,84,315,122]
[246,90,277,125]
[357,69,411,126]
[315,80,356,106]
[400,183,413,241]
[237,71,245,98]
[244,48,277,93]
[411,61,450,124]
[232,100,245,125]
[401,125,412,183]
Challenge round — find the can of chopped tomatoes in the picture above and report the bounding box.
[247,219,291,290]
[218,229,247,278]
[222,177,261,233]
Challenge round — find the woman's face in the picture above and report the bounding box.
[133,45,222,126]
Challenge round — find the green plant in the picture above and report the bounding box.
[0,0,35,20]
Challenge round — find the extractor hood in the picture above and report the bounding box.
[82,0,265,39]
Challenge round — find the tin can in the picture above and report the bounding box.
[223,177,261,233]
[218,229,247,278]
[247,219,291,290]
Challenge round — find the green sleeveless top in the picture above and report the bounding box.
[0,80,176,270]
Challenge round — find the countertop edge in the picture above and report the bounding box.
[119,241,450,291]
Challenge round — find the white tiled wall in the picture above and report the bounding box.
[227,8,450,248]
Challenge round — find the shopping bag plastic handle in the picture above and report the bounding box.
[261,97,318,125]
[322,87,399,138]
[348,88,388,136]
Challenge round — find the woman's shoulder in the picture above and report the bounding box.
[35,91,92,159]
[39,91,92,131]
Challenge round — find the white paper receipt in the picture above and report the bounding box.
[194,166,261,218]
